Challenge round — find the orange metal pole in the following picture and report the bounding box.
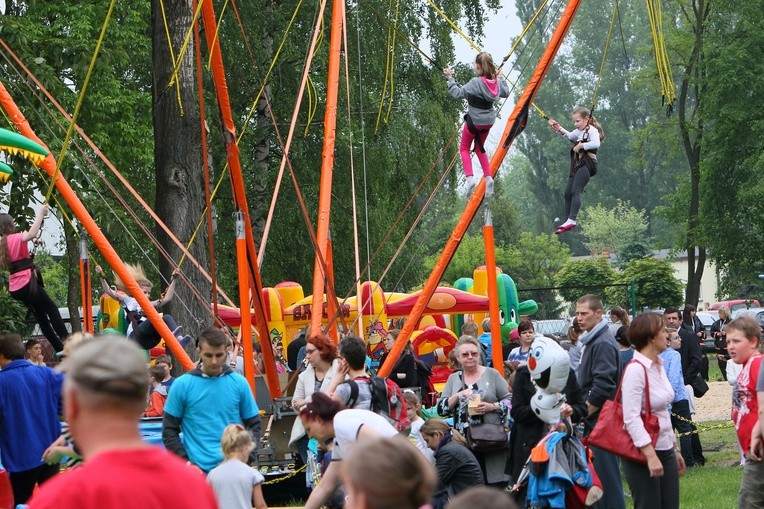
[79,232,93,333]
[236,213,256,396]
[482,208,503,370]
[379,0,583,377]
[0,80,195,370]
[199,0,281,398]
[309,0,344,337]
[326,234,339,342]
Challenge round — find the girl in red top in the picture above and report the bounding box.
[0,205,67,351]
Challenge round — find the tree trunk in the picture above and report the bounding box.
[677,0,709,306]
[151,0,210,360]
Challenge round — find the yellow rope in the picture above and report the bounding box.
[425,0,481,53]
[158,0,184,115]
[425,0,550,120]
[498,0,551,68]
[236,0,307,144]
[645,0,676,111]
[590,0,619,113]
[177,165,230,271]
[383,0,401,124]
[206,0,231,70]
[374,0,398,132]
[44,0,117,204]
[165,0,206,114]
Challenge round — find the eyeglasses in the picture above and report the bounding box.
[460,351,479,358]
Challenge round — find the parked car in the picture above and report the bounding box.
[531,318,573,340]
[712,299,761,312]
[731,308,764,331]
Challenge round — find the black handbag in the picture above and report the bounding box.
[689,375,709,398]
[465,422,507,451]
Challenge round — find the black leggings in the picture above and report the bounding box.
[10,279,67,352]
[130,314,179,349]
[10,463,60,505]
[563,166,590,221]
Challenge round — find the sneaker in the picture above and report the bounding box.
[178,335,192,348]
[172,325,183,337]
[465,175,477,195]
[484,176,494,197]
[554,222,576,235]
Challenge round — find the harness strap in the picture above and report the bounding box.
[9,257,34,274]
[464,114,491,154]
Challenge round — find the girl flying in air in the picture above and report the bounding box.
[547,106,605,234]
[444,52,509,197]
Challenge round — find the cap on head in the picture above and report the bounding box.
[58,338,148,401]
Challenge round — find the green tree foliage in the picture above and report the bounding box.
[507,232,570,319]
[509,0,686,248]
[607,257,683,310]
[578,201,649,256]
[697,0,764,299]
[554,257,617,304]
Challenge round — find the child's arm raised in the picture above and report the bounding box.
[95,266,122,301]
[21,203,48,242]
[155,271,178,307]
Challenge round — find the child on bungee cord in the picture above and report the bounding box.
[547,106,605,234]
[444,51,510,197]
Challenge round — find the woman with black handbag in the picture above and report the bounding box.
[437,337,510,487]
[621,313,686,508]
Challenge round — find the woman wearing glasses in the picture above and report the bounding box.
[437,336,511,487]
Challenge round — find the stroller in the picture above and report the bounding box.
[509,419,603,509]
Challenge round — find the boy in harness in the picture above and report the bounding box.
[96,263,191,350]
[444,52,510,197]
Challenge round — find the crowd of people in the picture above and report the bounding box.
[2,291,763,509]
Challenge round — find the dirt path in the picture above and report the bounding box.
[694,380,733,422]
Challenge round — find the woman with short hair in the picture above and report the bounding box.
[437,336,510,486]
[621,312,685,508]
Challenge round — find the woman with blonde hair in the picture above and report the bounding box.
[420,419,484,508]
[96,263,189,349]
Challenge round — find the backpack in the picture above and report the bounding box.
[346,376,411,434]
[414,358,436,407]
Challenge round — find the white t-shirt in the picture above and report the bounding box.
[332,409,398,460]
[207,458,264,509]
[409,418,435,463]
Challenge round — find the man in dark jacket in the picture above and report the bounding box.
[575,294,625,509]
[665,306,705,466]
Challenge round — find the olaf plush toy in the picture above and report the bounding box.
[528,335,571,424]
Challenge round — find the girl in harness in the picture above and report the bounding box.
[0,204,68,352]
[444,52,509,196]
[95,263,191,350]
[547,107,604,234]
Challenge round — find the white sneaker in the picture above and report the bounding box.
[465,176,477,195]
[484,176,494,197]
